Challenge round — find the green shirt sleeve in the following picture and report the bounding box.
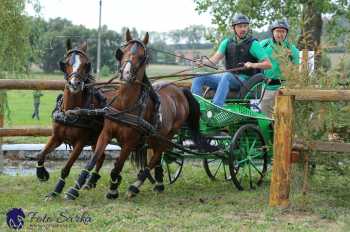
[249,40,269,61]
[217,38,229,55]
[290,44,300,64]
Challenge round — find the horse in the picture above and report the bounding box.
[65,29,204,200]
[36,39,114,199]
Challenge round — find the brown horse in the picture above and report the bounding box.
[65,30,204,200]
[37,39,113,199]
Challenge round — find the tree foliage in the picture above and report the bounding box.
[0,0,30,73]
[194,0,350,48]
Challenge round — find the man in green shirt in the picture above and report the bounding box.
[191,14,271,106]
[260,19,300,117]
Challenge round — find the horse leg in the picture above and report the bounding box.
[64,131,110,200]
[83,145,106,190]
[106,147,132,200]
[36,136,62,181]
[153,158,164,193]
[46,142,84,200]
[127,149,163,198]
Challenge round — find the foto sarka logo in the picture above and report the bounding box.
[6,208,25,230]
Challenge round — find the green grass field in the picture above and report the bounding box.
[0,163,349,231]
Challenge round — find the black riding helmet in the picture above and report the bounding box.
[270,19,289,33]
[231,14,250,26]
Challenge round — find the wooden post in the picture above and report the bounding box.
[269,95,295,207]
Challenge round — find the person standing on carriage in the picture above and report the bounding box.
[191,13,272,106]
[260,19,300,117]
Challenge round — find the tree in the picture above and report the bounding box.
[194,0,350,60]
[0,0,33,74]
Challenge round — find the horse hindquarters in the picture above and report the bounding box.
[181,88,202,144]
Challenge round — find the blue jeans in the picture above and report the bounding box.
[191,72,246,106]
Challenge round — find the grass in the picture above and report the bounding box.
[0,162,349,231]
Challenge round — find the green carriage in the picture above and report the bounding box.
[162,89,274,190]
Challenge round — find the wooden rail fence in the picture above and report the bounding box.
[269,89,350,208]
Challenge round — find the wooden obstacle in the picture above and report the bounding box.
[269,89,350,207]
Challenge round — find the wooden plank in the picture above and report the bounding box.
[0,79,65,90]
[280,89,350,101]
[0,79,192,90]
[293,141,350,153]
[0,128,52,137]
[269,95,294,208]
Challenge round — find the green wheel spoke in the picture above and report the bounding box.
[166,162,172,181]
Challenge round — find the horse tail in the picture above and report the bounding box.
[130,146,148,169]
[182,88,202,144]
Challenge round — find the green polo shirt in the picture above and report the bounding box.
[217,37,269,79]
[260,38,300,90]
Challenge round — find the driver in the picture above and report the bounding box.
[191,13,271,106]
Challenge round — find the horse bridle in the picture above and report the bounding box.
[60,49,92,83]
[116,40,149,83]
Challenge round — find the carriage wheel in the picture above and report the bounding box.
[162,154,184,184]
[203,158,231,181]
[228,124,268,190]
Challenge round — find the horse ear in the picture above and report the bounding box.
[143,32,149,45]
[66,39,72,51]
[126,29,132,42]
[80,41,88,52]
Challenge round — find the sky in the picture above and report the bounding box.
[26,0,214,33]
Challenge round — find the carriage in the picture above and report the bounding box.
[161,86,274,190]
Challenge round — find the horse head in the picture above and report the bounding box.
[59,39,92,93]
[115,29,149,83]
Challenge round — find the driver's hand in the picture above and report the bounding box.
[244,62,256,69]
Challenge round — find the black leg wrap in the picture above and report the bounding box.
[106,191,119,199]
[154,165,164,183]
[153,184,165,193]
[84,172,101,190]
[65,187,79,200]
[36,166,50,182]
[46,178,65,199]
[54,178,66,194]
[110,175,122,190]
[76,170,90,189]
[128,185,140,194]
[138,168,155,184]
[106,174,122,200]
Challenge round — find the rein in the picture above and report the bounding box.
[149,47,218,70]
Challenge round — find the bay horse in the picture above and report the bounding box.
[36,39,113,199]
[65,30,204,200]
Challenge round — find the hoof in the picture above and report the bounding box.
[83,172,100,190]
[45,192,59,201]
[106,191,119,200]
[64,188,79,201]
[127,185,140,199]
[82,183,96,190]
[153,184,165,193]
[37,166,50,182]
